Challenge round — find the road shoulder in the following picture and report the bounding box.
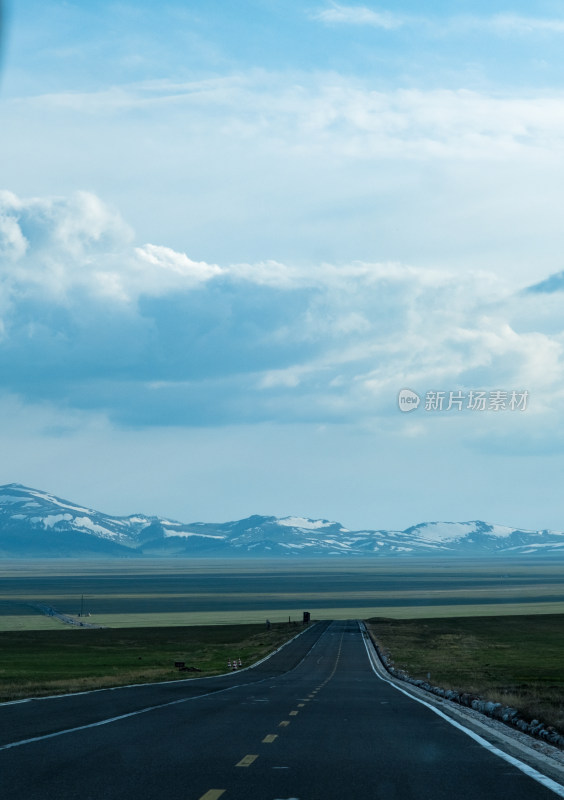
[360,621,564,791]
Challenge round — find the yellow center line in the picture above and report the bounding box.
[322,631,345,684]
[289,710,298,716]
[198,792,225,800]
[262,734,278,743]
[236,754,258,768]
[279,720,290,727]
[298,703,305,707]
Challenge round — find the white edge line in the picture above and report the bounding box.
[0,622,328,751]
[0,687,233,751]
[359,622,564,798]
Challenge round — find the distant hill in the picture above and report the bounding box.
[0,484,563,558]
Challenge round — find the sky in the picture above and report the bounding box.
[1,1,564,530]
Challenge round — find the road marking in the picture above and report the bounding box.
[262,734,278,743]
[199,791,225,800]
[297,703,305,707]
[279,720,290,727]
[236,754,258,767]
[360,624,564,800]
[289,710,298,716]
[0,690,235,753]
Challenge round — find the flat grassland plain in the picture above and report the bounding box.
[2,557,564,629]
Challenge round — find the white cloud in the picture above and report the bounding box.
[471,14,564,35]
[135,244,223,288]
[0,190,134,301]
[0,195,29,262]
[312,3,404,29]
[0,191,225,304]
[225,260,302,289]
[312,6,564,37]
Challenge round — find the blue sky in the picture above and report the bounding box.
[1,1,564,530]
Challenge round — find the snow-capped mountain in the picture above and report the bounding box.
[1,484,564,558]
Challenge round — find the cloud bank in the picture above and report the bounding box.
[23,78,564,161]
[0,189,563,435]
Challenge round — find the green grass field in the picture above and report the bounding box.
[368,614,564,733]
[0,622,299,703]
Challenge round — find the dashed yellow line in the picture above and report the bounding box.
[202,632,346,799]
[236,754,258,767]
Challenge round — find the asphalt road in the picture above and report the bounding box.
[1,619,562,799]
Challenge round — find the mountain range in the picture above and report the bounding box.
[0,484,563,558]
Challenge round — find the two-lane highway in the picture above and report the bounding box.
[1,620,562,799]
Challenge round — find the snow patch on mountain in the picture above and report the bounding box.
[41,514,73,528]
[277,517,333,529]
[71,517,119,538]
[26,488,92,514]
[406,521,516,542]
[162,530,223,539]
